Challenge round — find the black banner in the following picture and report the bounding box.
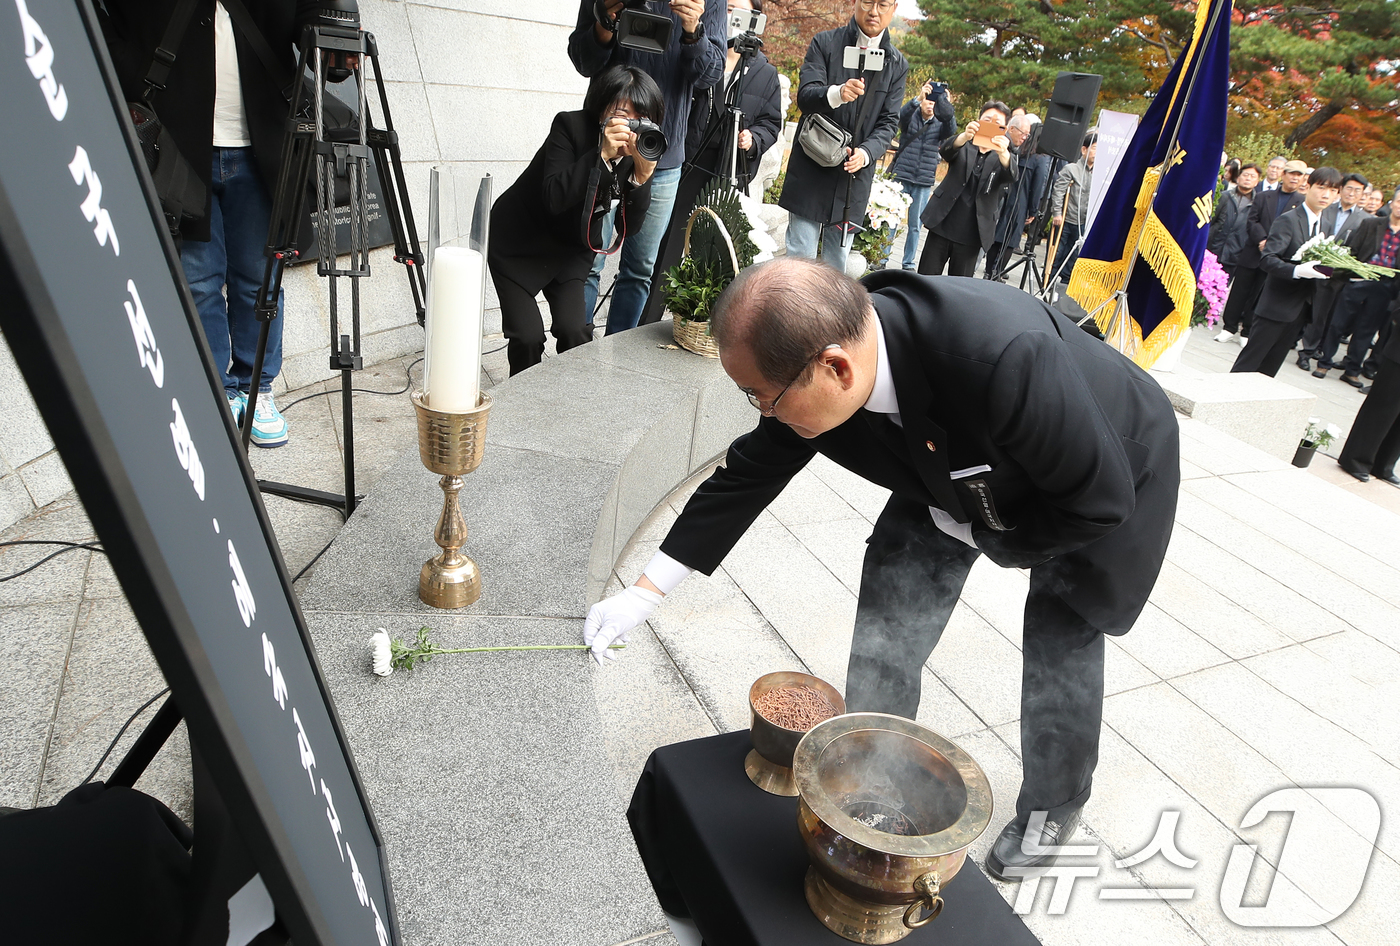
[0,2,397,943]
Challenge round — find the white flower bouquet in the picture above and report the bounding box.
[1293,234,1396,280]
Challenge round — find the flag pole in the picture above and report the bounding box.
[1080,0,1231,352]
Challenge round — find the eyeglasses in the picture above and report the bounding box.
[742,345,839,416]
[856,0,898,11]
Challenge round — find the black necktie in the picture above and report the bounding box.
[862,410,907,457]
[1310,219,1317,238]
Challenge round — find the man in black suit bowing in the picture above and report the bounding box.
[1231,167,1342,376]
[585,258,1181,881]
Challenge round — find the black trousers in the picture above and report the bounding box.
[489,265,592,376]
[918,233,980,277]
[846,494,1105,824]
[1339,355,1400,477]
[1050,222,1082,285]
[1300,280,1345,353]
[1318,281,1396,375]
[1220,265,1266,336]
[1231,310,1308,376]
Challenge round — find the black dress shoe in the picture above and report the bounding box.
[1297,353,1312,372]
[985,808,1085,882]
[1341,374,1366,389]
[1338,459,1372,482]
[1363,366,1379,380]
[1312,366,1330,379]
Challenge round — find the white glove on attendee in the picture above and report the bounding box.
[584,585,662,664]
[1293,261,1327,280]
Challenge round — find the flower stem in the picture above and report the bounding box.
[427,643,624,655]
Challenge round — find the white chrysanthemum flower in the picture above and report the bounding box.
[370,629,393,677]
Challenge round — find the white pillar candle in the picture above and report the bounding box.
[424,246,484,412]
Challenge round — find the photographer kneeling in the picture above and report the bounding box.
[488,66,661,375]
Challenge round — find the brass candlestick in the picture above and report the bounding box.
[412,391,492,608]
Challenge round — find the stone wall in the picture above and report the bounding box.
[0,0,589,530]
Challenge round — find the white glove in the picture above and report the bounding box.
[1293,261,1326,280]
[583,585,662,664]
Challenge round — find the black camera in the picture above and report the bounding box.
[626,118,668,162]
[296,0,360,29]
[596,0,673,54]
[925,81,948,101]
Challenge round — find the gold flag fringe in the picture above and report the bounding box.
[1066,163,1199,370]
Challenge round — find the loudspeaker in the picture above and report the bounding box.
[1038,72,1102,162]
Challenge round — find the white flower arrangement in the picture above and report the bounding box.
[367,626,622,677]
[1302,417,1343,449]
[1294,234,1397,280]
[370,629,393,676]
[866,176,912,233]
[739,191,778,263]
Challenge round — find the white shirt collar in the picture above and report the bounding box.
[859,28,885,48]
[1302,203,1321,232]
[863,314,901,420]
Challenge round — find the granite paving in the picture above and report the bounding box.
[3,300,1396,946]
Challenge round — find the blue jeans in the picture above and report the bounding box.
[899,182,931,270]
[785,213,852,270]
[180,147,283,395]
[585,165,681,336]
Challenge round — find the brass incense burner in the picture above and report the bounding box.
[412,391,491,608]
[745,671,846,796]
[794,713,992,944]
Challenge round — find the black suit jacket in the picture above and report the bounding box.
[488,111,651,290]
[1236,187,1303,270]
[98,0,332,242]
[921,137,1018,250]
[1255,206,1323,324]
[685,51,783,190]
[661,272,1181,633]
[779,20,908,224]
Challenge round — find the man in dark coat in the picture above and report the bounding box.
[888,79,956,270]
[1339,300,1400,484]
[1230,167,1341,376]
[779,0,907,270]
[1297,173,1372,370]
[568,0,727,336]
[1207,162,1259,274]
[584,258,1181,883]
[918,102,1017,277]
[985,114,1050,281]
[98,0,351,446]
[1214,159,1306,344]
[638,9,784,326]
[1311,196,1400,391]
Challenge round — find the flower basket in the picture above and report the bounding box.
[672,313,720,357]
[669,205,739,358]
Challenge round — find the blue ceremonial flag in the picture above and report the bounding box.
[1068,0,1232,367]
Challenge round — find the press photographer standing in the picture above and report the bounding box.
[639,0,783,327]
[569,0,727,336]
[98,0,350,447]
[488,67,658,376]
[917,100,1016,277]
[888,79,957,271]
[779,0,908,269]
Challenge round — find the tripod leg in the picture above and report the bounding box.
[241,320,272,451]
[339,339,357,517]
[106,697,182,789]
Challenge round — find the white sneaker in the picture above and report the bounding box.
[249,391,289,448]
[1213,329,1235,343]
[1236,332,1249,347]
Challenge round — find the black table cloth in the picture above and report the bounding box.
[627,730,1042,946]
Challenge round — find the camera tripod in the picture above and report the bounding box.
[243,21,426,518]
[989,152,1064,294]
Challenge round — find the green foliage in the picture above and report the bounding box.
[903,0,1193,121]
[764,169,786,205]
[1226,129,1296,171]
[854,224,895,269]
[661,256,731,322]
[663,182,761,323]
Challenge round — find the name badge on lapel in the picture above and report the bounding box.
[962,478,1010,531]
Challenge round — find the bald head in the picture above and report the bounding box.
[711,258,872,385]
